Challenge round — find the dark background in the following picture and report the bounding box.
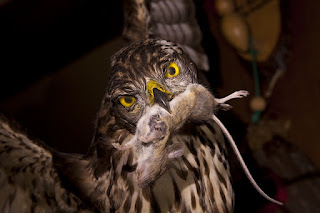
[0,0,123,153]
[0,0,123,100]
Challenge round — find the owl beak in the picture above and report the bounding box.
[147,80,173,113]
[153,88,172,113]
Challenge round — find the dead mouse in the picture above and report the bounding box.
[113,83,282,205]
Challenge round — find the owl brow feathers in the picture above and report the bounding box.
[113,83,283,205]
[108,39,189,96]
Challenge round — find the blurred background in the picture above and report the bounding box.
[0,0,123,153]
[0,0,320,212]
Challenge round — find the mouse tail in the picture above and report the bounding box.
[212,114,283,206]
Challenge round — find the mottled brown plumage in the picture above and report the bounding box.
[0,117,89,212]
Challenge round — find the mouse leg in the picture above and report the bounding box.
[216,90,249,110]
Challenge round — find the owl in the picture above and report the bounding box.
[0,38,235,212]
[87,39,235,212]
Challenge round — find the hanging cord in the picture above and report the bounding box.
[249,35,262,123]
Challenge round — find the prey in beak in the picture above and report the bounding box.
[147,80,173,113]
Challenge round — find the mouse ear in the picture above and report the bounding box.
[167,142,185,159]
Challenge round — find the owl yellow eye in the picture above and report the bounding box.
[119,96,136,107]
[165,62,180,78]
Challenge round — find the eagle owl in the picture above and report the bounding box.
[0,0,238,212]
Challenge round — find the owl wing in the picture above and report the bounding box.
[123,0,209,72]
[0,118,84,212]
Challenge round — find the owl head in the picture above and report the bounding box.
[107,39,198,132]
